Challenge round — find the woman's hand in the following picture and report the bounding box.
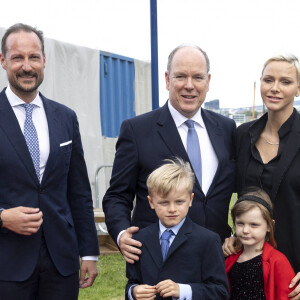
[288,272,300,299]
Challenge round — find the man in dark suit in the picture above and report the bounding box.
[0,23,99,299]
[103,44,236,264]
[125,159,229,300]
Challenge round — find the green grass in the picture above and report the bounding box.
[79,253,126,300]
[228,193,237,231]
[79,193,238,299]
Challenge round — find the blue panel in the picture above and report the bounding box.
[100,52,135,137]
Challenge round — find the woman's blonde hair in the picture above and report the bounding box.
[262,54,300,84]
[232,187,276,252]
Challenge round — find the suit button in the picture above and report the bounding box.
[39,188,45,194]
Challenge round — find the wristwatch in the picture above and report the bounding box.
[0,209,4,228]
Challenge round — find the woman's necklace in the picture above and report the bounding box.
[265,138,279,145]
[264,121,280,145]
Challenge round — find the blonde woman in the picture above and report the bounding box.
[223,54,300,299]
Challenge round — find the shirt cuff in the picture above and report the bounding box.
[117,230,126,246]
[81,256,98,261]
[172,284,192,300]
[128,284,138,300]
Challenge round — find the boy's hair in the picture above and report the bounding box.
[231,187,276,252]
[147,158,195,197]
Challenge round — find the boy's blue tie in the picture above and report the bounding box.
[22,104,40,182]
[185,120,202,186]
[161,230,174,261]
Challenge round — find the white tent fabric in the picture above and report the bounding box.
[0,26,151,207]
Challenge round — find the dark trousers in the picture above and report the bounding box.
[0,236,79,300]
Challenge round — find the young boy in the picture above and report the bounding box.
[125,158,229,300]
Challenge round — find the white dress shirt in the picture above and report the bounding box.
[5,85,97,261]
[168,101,218,195]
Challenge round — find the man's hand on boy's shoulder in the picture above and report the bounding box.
[156,279,180,299]
[133,284,156,300]
[222,236,237,257]
[119,226,142,264]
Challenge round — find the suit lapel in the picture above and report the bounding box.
[156,103,190,162]
[201,109,223,159]
[0,89,39,185]
[40,94,60,185]
[201,109,224,194]
[143,223,164,269]
[271,113,300,200]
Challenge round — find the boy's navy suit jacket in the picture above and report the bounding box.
[125,217,229,300]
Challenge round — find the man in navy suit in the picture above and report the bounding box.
[103,44,236,264]
[0,23,99,299]
[125,159,229,300]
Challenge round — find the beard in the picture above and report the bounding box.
[9,70,44,94]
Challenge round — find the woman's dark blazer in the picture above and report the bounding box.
[236,110,300,272]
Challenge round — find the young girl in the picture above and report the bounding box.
[225,187,295,300]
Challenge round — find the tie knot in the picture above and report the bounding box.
[185,119,195,129]
[161,230,174,242]
[22,103,35,115]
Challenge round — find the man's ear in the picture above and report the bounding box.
[0,54,7,70]
[165,71,170,91]
[43,53,46,69]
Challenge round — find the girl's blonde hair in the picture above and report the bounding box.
[231,187,276,252]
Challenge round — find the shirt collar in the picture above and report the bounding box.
[5,85,43,108]
[159,217,186,238]
[168,100,205,128]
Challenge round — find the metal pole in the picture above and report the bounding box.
[150,0,159,109]
[252,82,256,120]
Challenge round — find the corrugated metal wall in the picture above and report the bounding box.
[100,52,135,137]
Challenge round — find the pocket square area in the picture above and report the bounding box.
[60,140,72,147]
